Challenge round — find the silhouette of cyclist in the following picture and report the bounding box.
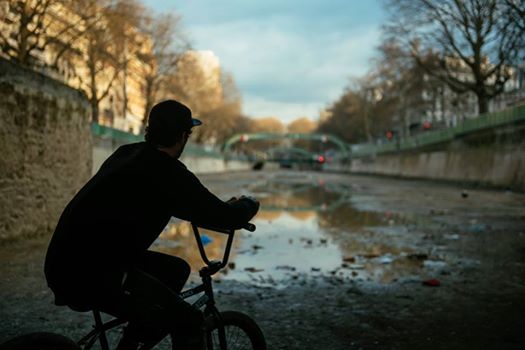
[44,99,260,350]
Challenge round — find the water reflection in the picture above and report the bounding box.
[153,174,445,286]
[151,221,235,274]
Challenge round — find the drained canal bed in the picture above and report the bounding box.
[1,170,525,349]
[152,172,459,288]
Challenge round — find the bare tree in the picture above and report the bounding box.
[384,0,524,114]
[0,0,53,65]
[137,11,190,128]
[288,117,317,134]
[166,51,223,115]
[0,0,102,69]
[502,0,525,61]
[105,0,146,122]
[77,2,124,123]
[318,87,368,143]
[370,42,439,137]
[83,24,119,123]
[74,0,149,124]
[47,1,103,69]
[191,71,244,144]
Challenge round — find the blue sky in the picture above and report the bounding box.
[142,0,387,124]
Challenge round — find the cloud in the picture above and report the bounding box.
[243,95,324,124]
[189,17,380,116]
[146,1,386,120]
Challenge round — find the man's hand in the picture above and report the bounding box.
[239,195,258,202]
[239,195,260,212]
[227,195,260,215]
[226,196,238,203]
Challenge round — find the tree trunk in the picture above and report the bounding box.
[17,7,30,65]
[89,54,99,123]
[142,77,154,129]
[477,93,489,115]
[122,64,128,125]
[363,108,372,143]
[91,98,99,124]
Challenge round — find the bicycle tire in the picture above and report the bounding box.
[207,311,266,350]
[0,332,80,350]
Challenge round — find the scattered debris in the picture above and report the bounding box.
[430,208,450,215]
[467,223,488,233]
[379,255,394,264]
[407,253,429,261]
[423,260,446,268]
[362,253,380,259]
[201,234,212,246]
[349,264,365,270]
[245,267,264,273]
[422,278,441,287]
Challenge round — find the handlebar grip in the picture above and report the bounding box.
[243,223,256,232]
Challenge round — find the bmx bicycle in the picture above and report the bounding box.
[0,222,266,350]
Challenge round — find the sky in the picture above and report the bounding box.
[142,0,387,124]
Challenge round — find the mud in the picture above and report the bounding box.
[1,170,525,349]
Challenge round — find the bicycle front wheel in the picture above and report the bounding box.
[207,311,266,350]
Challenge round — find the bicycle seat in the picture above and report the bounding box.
[54,295,93,313]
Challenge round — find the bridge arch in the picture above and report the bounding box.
[222,132,350,158]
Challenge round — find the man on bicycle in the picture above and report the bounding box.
[44,99,260,350]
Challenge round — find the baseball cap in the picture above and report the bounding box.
[145,100,202,146]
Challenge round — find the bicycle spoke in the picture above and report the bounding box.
[210,325,252,350]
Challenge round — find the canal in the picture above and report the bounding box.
[1,170,524,349]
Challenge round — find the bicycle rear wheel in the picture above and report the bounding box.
[0,332,80,350]
[207,311,266,350]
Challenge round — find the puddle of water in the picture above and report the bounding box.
[152,175,447,287]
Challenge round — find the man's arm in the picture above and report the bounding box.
[170,170,259,229]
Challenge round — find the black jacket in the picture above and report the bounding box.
[44,142,258,300]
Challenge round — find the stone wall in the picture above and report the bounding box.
[0,59,92,240]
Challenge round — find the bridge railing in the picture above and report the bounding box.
[351,103,525,158]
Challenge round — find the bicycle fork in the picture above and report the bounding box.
[204,307,227,350]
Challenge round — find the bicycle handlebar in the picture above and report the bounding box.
[191,222,256,270]
[192,222,256,234]
[243,222,256,232]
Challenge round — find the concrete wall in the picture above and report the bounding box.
[93,143,252,175]
[348,123,525,191]
[0,59,92,240]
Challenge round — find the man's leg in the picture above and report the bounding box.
[98,252,203,349]
[135,250,191,293]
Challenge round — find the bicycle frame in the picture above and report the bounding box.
[76,222,254,350]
